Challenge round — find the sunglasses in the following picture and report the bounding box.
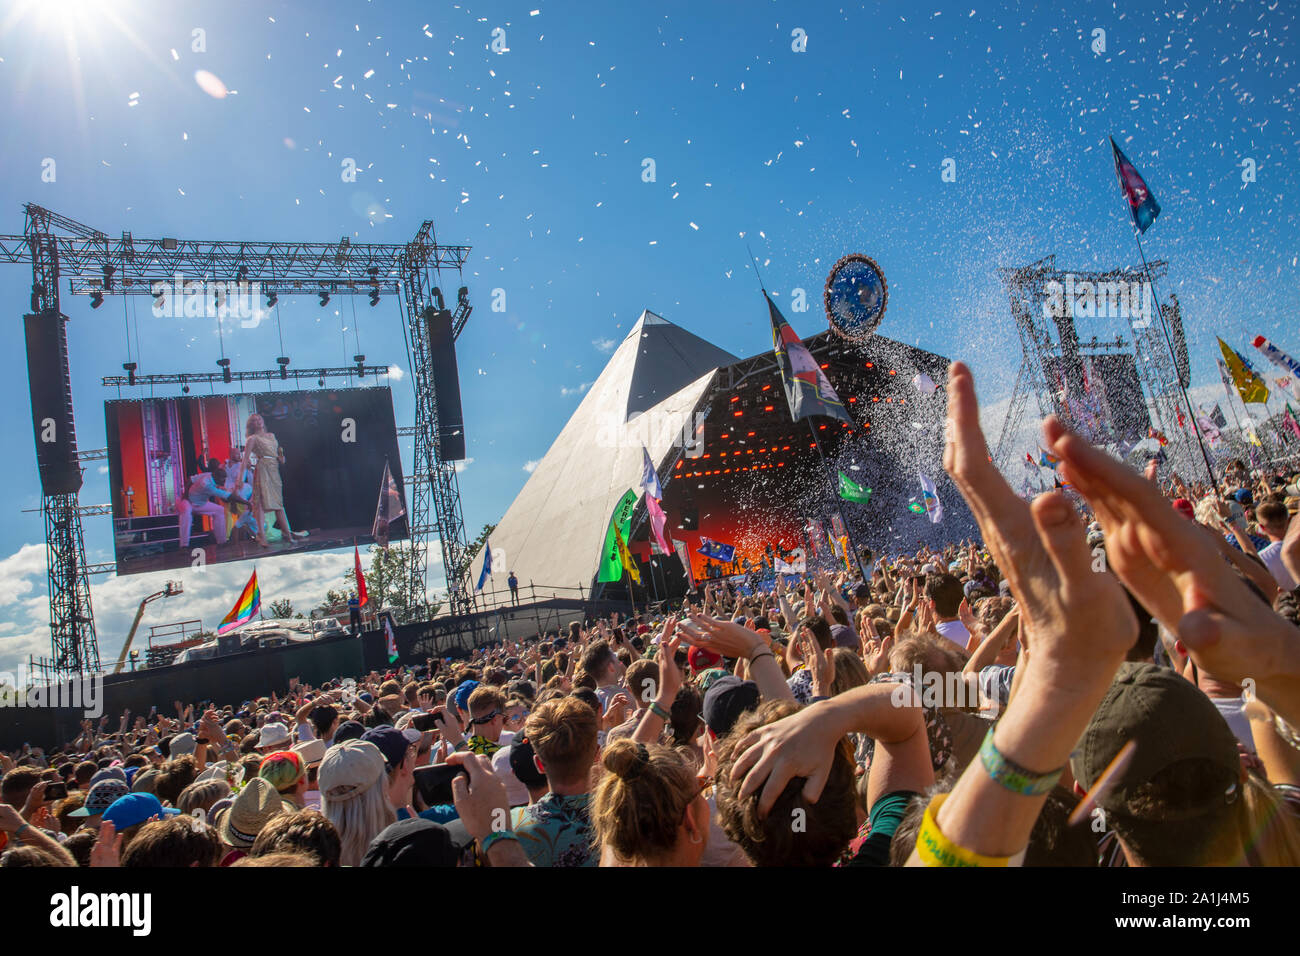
[469,710,502,726]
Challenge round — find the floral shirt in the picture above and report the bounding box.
[511,793,596,867]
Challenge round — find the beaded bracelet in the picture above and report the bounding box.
[915,794,1013,867]
[649,701,671,721]
[979,727,1064,797]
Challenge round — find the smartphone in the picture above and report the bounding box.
[411,712,439,732]
[45,782,68,801]
[413,763,468,807]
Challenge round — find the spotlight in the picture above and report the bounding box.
[236,265,249,281]
[368,289,380,307]
[102,265,116,292]
[181,376,190,394]
[354,354,366,378]
[90,291,105,309]
[318,374,325,387]
[266,291,278,308]
[123,362,137,386]
[276,356,290,380]
[217,357,232,384]
[432,287,445,310]
[458,286,469,306]
[319,291,330,307]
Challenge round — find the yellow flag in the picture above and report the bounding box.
[1218,338,1270,405]
[613,523,641,585]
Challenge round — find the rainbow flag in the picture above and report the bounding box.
[218,570,261,635]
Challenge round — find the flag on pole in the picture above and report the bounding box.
[639,446,664,501]
[372,461,406,548]
[697,538,736,564]
[767,292,854,425]
[673,539,697,590]
[597,490,639,584]
[1218,338,1270,404]
[1023,453,1039,473]
[354,545,368,607]
[1195,407,1221,447]
[1253,336,1300,399]
[382,612,399,664]
[918,473,943,524]
[612,524,641,585]
[645,493,672,556]
[1039,448,1062,468]
[1210,404,1228,429]
[476,538,492,591]
[837,470,872,503]
[218,570,261,635]
[1285,404,1300,442]
[1110,136,1162,233]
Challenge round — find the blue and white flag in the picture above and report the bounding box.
[918,473,944,524]
[640,445,663,501]
[697,538,736,564]
[476,538,493,591]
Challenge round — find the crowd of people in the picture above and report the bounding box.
[3,362,1300,868]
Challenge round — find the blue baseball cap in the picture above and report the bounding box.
[453,680,480,712]
[101,792,180,830]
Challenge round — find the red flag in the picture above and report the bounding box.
[354,545,368,606]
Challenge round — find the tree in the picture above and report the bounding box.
[268,598,297,619]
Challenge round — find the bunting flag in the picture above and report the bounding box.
[837,470,872,503]
[1253,336,1300,400]
[612,523,641,584]
[372,461,406,548]
[382,612,399,664]
[1218,338,1270,405]
[673,539,697,590]
[1110,136,1162,233]
[645,492,672,556]
[697,537,736,564]
[354,545,368,607]
[639,445,664,501]
[767,292,854,425]
[218,570,261,635]
[918,473,944,524]
[597,490,639,584]
[476,537,493,591]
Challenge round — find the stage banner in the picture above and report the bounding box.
[674,539,697,590]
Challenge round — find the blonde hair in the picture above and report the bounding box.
[176,779,231,816]
[246,413,266,436]
[1238,774,1300,866]
[321,774,396,868]
[592,740,698,864]
[829,648,870,697]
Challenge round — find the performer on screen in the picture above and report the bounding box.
[178,458,234,549]
[241,413,309,548]
[224,455,259,541]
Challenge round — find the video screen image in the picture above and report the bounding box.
[105,387,407,576]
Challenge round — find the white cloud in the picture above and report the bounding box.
[592,337,616,354]
[454,457,475,473]
[386,365,405,381]
[522,459,540,473]
[560,382,593,397]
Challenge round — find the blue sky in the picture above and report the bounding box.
[0,0,1297,672]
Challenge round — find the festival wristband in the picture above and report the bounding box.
[979,727,1064,797]
[479,830,518,854]
[915,794,1014,867]
[649,702,671,721]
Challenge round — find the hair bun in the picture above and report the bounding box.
[607,740,650,782]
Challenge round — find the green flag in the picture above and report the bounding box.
[597,489,639,583]
[837,470,872,504]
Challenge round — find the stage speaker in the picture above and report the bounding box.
[24,311,82,496]
[217,634,241,656]
[680,504,699,531]
[424,306,467,461]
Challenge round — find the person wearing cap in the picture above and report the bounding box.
[359,817,466,867]
[1073,662,1300,865]
[319,739,395,867]
[258,750,309,809]
[101,792,182,854]
[67,778,130,828]
[360,725,422,814]
[215,777,285,866]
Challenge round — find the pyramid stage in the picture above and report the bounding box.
[483,311,975,605]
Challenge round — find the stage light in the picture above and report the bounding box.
[318,374,325,386]
[102,265,115,291]
[354,354,366,377]
[277,356,290,380]
[123,362,137,386]
[237,265,249,281]
[432,287,445,310]
[90,291,104,309]
[266,291,278,308]
[319,291,331,307]
[216,357,232,383]
[458,286,469,306]
[369,289,380,307]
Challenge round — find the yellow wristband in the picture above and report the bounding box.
[915,794,1012,867]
